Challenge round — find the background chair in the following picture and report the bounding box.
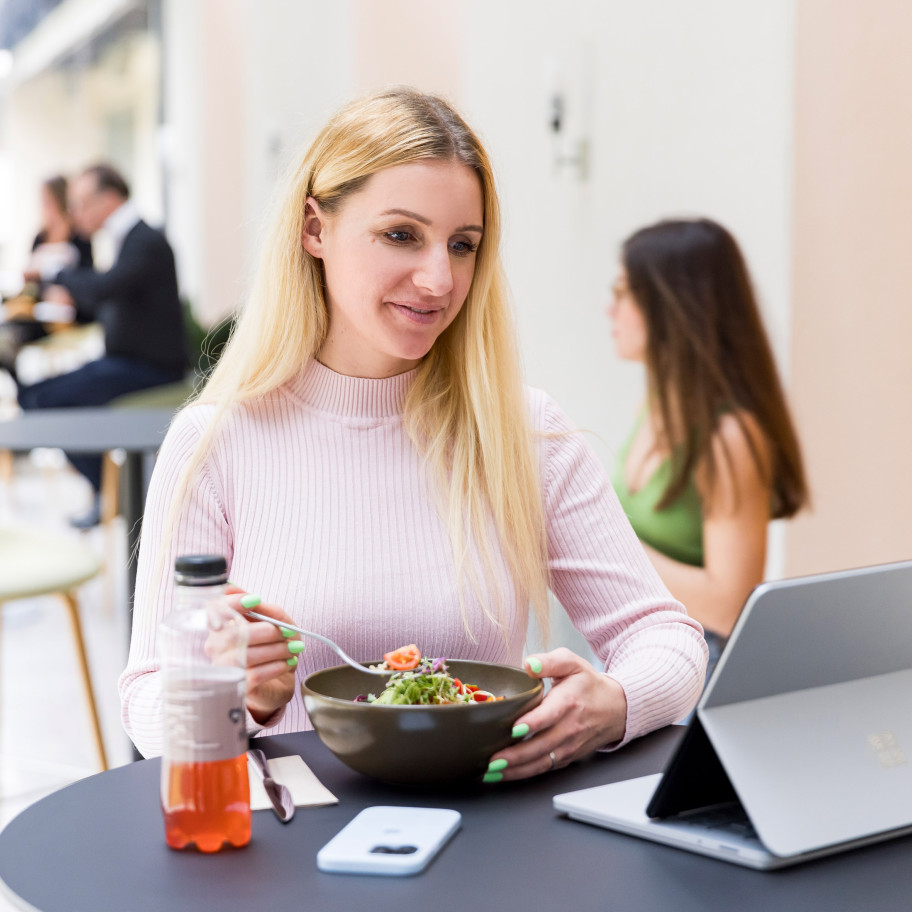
[0,524,108,776]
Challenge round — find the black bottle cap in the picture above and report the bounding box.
[174,554,228,585]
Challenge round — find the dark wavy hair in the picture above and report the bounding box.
[622,217,808,518]
[42,175,69,215]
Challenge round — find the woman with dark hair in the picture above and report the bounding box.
[30,175,94,269]
[608,217,808,682]
[0,175,93,379]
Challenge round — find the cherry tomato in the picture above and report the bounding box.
[383,644,421,670]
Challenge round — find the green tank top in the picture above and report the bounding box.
[613,416,705,567]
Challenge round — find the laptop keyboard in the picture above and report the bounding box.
[679,805,761,842]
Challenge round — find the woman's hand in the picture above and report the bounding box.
[226,587,301,725]
[486,648,628,781]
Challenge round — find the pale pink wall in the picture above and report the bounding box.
[352,0,462,99]
[199,0,247,324]
[787,0,912,574]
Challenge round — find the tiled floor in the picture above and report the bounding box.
[0,452,135,910]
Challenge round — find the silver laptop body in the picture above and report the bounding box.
[554,561,912,869]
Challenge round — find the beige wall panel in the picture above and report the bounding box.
[352,0,461,99]
[788,0,912,574]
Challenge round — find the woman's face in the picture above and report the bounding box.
[40,185,65,227]
[303,159,484,378]
[607,266,648,362]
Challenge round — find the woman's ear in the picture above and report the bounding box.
[301,197,326,258]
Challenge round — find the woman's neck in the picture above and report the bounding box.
[42,216,71,244]
[315,345,423,380]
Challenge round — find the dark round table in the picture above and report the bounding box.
[2,728,911,912]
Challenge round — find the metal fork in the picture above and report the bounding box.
[244,610,390,675]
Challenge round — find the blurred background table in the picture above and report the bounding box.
[1,726,910,912]
[0,406,175,617]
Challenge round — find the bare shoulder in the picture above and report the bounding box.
[700,411,772,516]
[713,411,770,470]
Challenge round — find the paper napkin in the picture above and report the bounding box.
[247,754,338,809]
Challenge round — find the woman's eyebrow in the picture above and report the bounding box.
[380,208,483,234]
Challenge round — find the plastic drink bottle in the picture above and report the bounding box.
[159,555,251,852]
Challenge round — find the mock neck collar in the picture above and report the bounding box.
[286,358,417,420]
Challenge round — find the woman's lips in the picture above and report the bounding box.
[389,302,443,325]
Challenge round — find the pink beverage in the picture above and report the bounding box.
[159,555,250,852]
[163,755,251,852]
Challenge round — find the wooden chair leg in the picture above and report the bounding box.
[60,592,109,771]
[100,450,122,524]
[99,449,124,618]
[0,449,12,486]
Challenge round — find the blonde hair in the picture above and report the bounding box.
[167,87,550,638]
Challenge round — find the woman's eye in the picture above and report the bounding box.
[450,239,479,257]
[385,230,413,243]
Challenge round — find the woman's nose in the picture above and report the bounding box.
[414,245,454,296]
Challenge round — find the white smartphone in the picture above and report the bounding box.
[316,806,461,876]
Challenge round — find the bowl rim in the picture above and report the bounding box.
[301,658,544,709]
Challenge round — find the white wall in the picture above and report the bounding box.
[240,0,355,294]
[160,0,357,321]
[161,0,203,314]
[461,0,794,460]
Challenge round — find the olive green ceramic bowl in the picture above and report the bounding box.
[301,660,543,785]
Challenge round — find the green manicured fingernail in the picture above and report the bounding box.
[240,594,261,609]
[286,656,298,668]
[525,656,542,674]
[280,627,296,638]
[287,640,305,655]
[487,758,508,773]
[512,723,530,739]
[483,772,503,784]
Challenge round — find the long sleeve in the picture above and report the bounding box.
[53,221,185,370]
[535,391,708,744]
[119,407,235,757]
[55,230,166,317]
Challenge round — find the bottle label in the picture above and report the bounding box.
[163,666,247,763]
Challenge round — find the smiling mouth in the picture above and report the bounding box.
[390,302,445,325]
[400,305,437,314]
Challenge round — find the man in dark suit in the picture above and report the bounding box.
[18,164,187,527]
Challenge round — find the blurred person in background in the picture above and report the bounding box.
[120,88,707,773]
[0,175,93,380]
[608,218,809,684]
[17,163,187,528]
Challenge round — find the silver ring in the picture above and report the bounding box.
[548,750,557,770]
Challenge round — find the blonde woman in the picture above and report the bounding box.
[119,89,706,781]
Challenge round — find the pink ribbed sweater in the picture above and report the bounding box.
[120,359,707,757]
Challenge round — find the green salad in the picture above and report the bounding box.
[354,654,500,705]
